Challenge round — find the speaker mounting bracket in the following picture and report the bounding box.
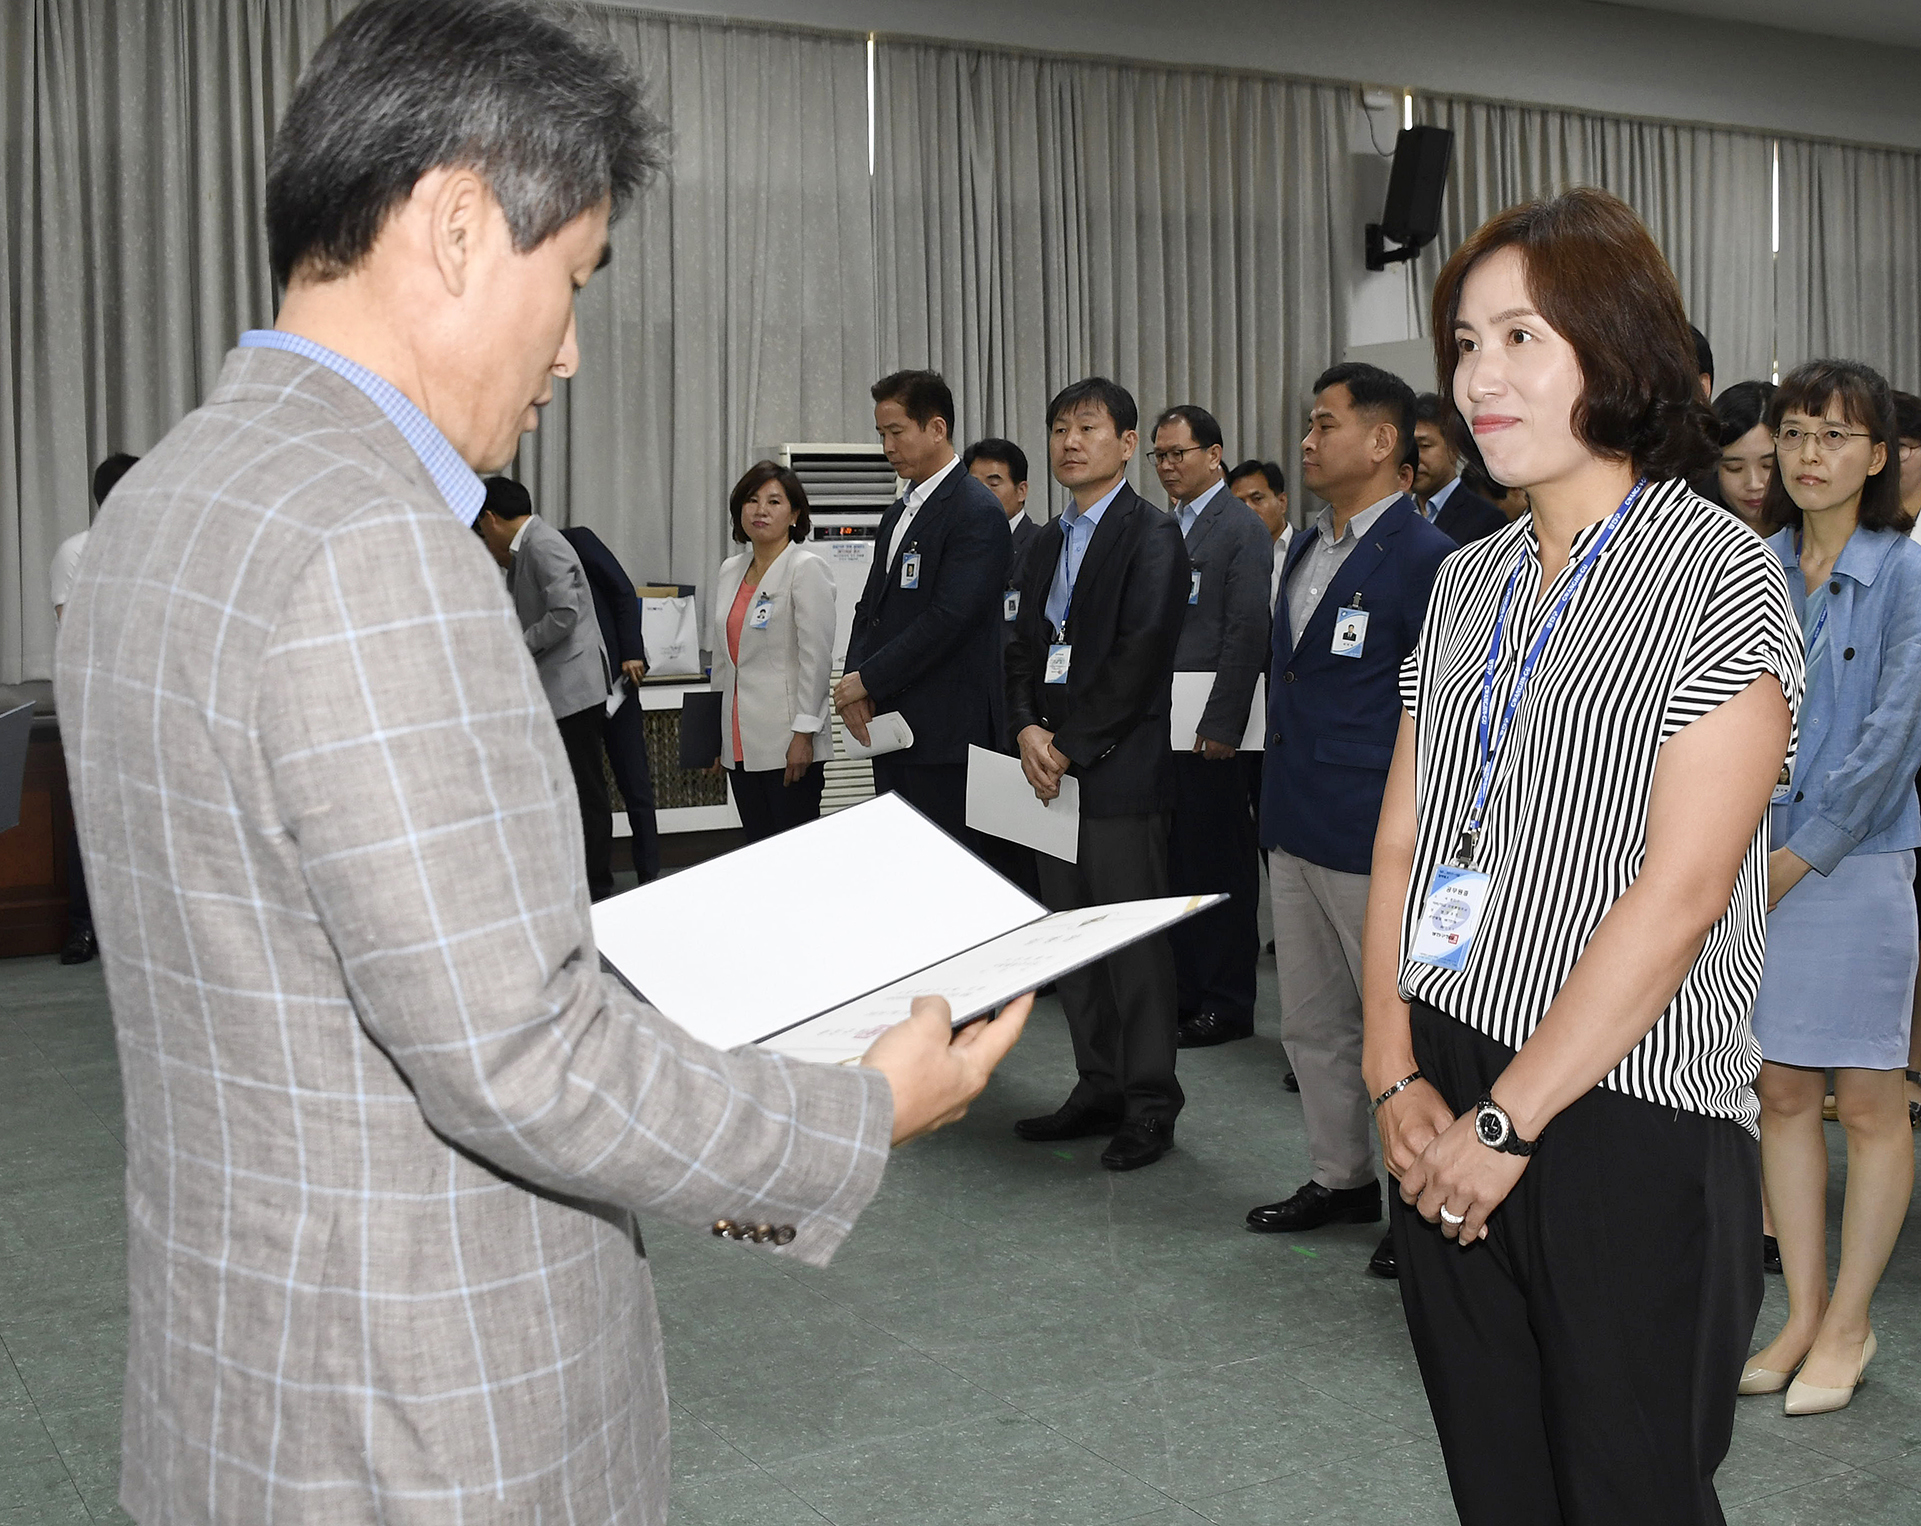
[1366,224,1425,272]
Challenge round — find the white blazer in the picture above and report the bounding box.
[710,542,838,772]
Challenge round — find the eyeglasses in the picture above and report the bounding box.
[1774,423,1873,454]
[1150,445,1210,466]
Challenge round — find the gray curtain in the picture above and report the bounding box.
[520,10,875,620]
[1775,137,1921,393]
[875,40,1355,517]
[1412,95,1777,390]
[1,1,874,683]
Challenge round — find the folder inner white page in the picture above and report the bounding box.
[964,744,1081,862]
[590,792,1044,1052]
[762,895,1226,1065]
[1169,672,1265,752]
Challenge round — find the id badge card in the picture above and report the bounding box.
[1331,607,1369,658]
[1004,590,1020,622]
[1409,863,1492,972]
[901,552,921,590]
[749,596,773,630]
[1044,643,1072,684]
[1188,570,1202,605]
[1771,762,1793,804]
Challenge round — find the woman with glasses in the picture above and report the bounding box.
[1363,188,1800,1521]
[1741,360,1921,1414]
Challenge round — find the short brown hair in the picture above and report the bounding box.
[727,461,811,545]
[1761,359,1912,535]
[1430,187,1715,482]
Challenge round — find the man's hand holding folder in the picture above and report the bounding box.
[863,993,1034,1144]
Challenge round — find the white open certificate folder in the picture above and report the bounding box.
[1169,672,1266,752]
[590,792,1222,1064]
[963,744,1080,863]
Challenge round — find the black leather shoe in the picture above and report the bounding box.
[1282,1070,1299,1093]
[1100,1119,1173,1171]
[1367,1230,1398,1279]
[59,927,97,965]
[1014,1101,1123,1143]
[1763,1235,1782,1275]
[1246,1179,1382,1232]
[1177,1011,1254,1048]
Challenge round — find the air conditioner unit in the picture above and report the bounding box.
[764,444,903,815]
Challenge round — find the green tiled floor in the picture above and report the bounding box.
[4,948,1919,1524]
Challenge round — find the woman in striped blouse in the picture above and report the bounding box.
[1360,188,1802,1522]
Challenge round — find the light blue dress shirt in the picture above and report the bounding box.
[1766,524,1921,873]
[1174,477,1226,539]
[1044,479,1126,634]
[238,330,486,525]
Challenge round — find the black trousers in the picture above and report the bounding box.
[1036,813,1182,1125]
[556,705,615,901]
[1394,1003,1761,1526]
[602,694,660,884]
[1165,751,1261,1021]
[728,762,824,843]
[871,756,970,841]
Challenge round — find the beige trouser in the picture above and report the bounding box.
[1268,845,1376,1190]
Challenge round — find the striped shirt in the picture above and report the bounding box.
[1397,478,1803,1132]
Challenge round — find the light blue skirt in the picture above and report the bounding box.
[1752,849,1917,1070]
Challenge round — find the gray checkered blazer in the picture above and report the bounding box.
[54,346,893,1525]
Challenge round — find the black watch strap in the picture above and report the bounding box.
[1474,1093,1537,1157]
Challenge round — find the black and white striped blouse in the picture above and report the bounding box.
[1397,478,1804,1132]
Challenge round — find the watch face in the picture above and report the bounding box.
[1476,1107,1507,1147]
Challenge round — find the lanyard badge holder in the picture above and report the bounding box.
[1411,478,1647,972]
[1045,584,1073,684]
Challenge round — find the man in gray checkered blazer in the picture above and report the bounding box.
[52,4,1027,1522]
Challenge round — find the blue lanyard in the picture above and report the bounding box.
[1792,538,1831,656]
[1803,599,1829,654]
[1454,477,1648,868]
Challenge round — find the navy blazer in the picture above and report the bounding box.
[560,525,648,672]
[1005,483,1191,817]
[1260,495,1455,874]
[1432,484,1509,547]
[846,462,1010,767]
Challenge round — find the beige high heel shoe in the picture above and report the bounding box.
[1738,1356,1796,1396]
[1784,1331,1876,1415]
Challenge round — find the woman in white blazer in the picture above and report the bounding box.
[709,461,838,841]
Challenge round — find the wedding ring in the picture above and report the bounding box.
[1438,1206,1465,1225]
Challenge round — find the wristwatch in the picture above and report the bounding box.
[1474,1093,1537,1157]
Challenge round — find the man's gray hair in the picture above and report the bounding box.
[265,0,666,287]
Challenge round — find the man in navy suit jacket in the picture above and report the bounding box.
[1249,364,1454,1266]
[560,523,659,885]
[1006,378,1192,1172]
[838,372,1009,844]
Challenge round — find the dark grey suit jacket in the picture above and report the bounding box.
[509,514,608,720]
[1170,485,1274,747]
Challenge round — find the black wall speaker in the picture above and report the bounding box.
[1367,125,1454,270]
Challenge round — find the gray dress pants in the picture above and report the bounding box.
[1267,844,1374,1189]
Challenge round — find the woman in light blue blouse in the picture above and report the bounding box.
[1743,360,1921,1415]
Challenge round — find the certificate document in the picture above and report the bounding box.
[591,792,1223,1063]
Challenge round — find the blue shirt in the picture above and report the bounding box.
[238,330,486,526]
[1044,479,1126,634]
[1767,524,1921,873]
[1174,478,1226,539]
